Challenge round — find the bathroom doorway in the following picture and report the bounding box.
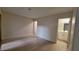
[57,18,71,50]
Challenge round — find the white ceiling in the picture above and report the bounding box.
[2,7,74,18]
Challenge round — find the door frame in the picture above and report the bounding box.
[57,17,73,51]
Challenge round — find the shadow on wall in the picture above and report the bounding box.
[37,17,58,42]
[37,25,50,40]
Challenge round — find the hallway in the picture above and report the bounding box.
[1,37,67,51]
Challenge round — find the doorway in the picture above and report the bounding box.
[57,18,71,50]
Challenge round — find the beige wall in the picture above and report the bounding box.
[37,15,58,42]
[68,9,76,50]
[72,8,79,51]
[2,11,33,40]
